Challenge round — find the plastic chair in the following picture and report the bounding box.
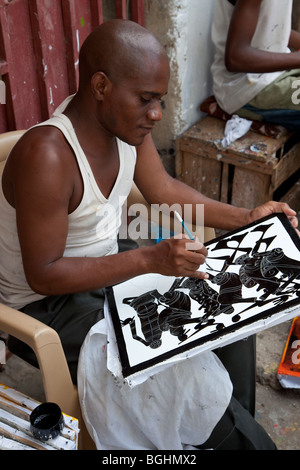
[0,129,215,450]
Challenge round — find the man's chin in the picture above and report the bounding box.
[124,135,147,147]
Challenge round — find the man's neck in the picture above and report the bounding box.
[64,93,117,157]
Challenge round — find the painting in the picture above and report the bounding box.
[106,214,300,381]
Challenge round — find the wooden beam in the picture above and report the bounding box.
[28,0,70,120]
[115,0,127,19]
[90,0,103,28]
[61,0,93,93]
[0,0,42,129]
[131,0,145,26]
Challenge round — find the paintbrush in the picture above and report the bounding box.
[174,210,195,241]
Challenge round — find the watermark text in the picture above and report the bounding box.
[0,340,5,364]
[96,201,205,242]
[292,339,300,365]
[0,80,5,104]
[291,79,300,105]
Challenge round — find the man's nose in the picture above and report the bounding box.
[147,101,163,121]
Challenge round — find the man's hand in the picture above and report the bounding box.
[248,201,299,234]
[149,235,208,279]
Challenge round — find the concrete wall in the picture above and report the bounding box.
[144,0,216,174]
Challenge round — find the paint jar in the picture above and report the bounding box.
[30,402,64,441]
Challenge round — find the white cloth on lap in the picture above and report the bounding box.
[77,318,233,450]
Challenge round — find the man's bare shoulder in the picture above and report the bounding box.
[11,125,70,162]
[3,124,76,207]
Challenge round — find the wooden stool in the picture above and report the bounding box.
[176,116,300,210]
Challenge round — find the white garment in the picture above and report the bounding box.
[0,96,136,309]
[78,318,233,450]
[211,0,293,114]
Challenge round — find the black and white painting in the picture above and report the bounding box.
[106,214,300,380]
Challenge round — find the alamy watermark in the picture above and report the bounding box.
[291,79,300,105]
[292,340,300,366]
[0,340,5,365]
[96,201,205,243]
[0,79,5,105]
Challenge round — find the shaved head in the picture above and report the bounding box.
[78,19,168,90]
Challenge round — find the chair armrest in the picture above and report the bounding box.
[0,302,79,417]
[0,130,25,164]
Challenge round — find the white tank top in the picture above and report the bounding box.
[0,96,137,309]
[211,0,293,114]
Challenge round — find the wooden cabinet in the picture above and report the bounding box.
[176,116,300,210]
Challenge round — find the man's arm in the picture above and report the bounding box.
[289,29,300,50]
[225,0,300,73]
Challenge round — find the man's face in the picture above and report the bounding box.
[100,56,170,146]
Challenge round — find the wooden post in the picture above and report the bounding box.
[131,0,145,26]
[115,0,127,19]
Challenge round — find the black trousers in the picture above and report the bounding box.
[214,336,257,417]
[8,288,106,384]
[197,394,276,450]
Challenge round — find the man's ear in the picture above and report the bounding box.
[91,71,111,101]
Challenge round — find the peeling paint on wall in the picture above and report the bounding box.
[145,0,217,173]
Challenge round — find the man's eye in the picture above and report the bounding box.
[140,96,165,106]
[141,96,151,103]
